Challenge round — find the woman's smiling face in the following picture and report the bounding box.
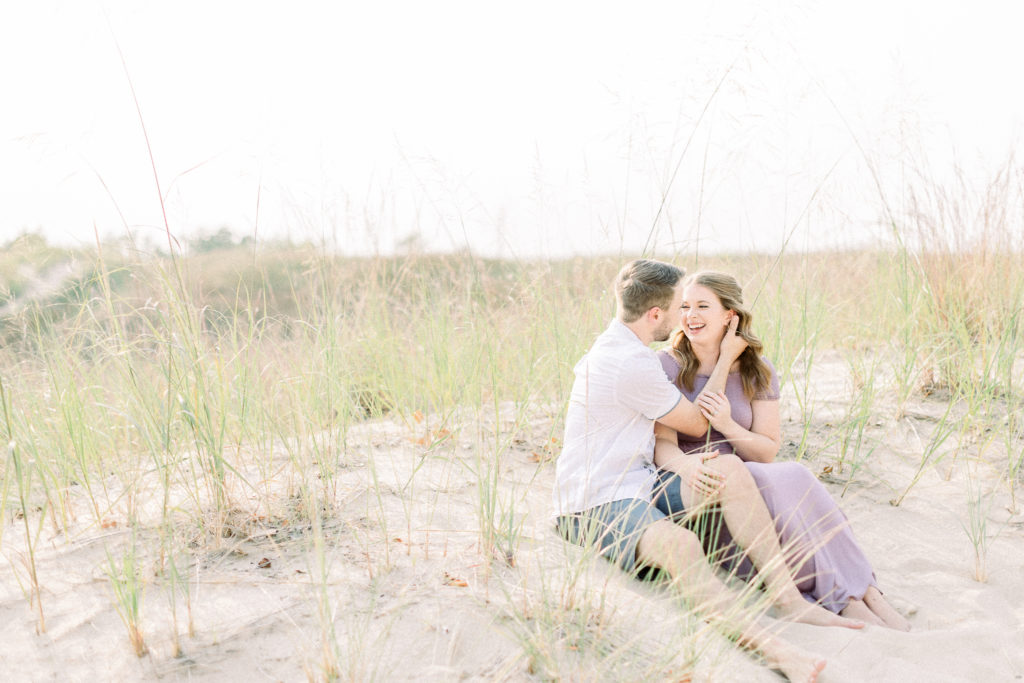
[681,283,732,343]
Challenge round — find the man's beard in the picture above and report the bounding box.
[653,321,674,342]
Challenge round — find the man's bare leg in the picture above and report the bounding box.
[755,635,827,683]
[637,520,826,682]
[688,455,863,630]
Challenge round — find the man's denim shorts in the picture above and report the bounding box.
[556,471,687,573]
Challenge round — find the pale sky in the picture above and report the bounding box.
[2,1,1022,258]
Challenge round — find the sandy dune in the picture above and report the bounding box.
[2,354,1022,682]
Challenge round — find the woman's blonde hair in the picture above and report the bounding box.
[669,271,772,399]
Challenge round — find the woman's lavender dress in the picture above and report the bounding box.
[657,351,876,613]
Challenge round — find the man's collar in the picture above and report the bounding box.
[610,317,647,345]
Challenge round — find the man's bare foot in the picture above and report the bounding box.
[776,596,864,629]
[840,598,886,627]
[761,637,827,682]
[863,586,911,631]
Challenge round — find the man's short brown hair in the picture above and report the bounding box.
[614,259,684,323]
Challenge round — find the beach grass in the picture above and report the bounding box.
[1,198,1022,678]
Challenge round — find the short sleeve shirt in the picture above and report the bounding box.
[552,319,683,515]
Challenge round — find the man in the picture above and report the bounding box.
[552,259,858,682]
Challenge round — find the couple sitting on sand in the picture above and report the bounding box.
[552,259,910,682]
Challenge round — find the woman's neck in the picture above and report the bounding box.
[691,338,722,375]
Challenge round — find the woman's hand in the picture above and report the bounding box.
[719,315,748,361]
[697,391,733,432]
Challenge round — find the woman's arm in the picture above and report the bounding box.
[702,316,747,395]
[696,393,781,463]
[665,336,744,438]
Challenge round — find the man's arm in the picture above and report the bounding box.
[654,422,696,472]
[656,394,706,437]
[654,422,723,501]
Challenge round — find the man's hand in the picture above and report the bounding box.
[719,315,748,361]
[685,450,725,498]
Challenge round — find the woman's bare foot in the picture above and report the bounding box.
[840,598,886,627]
[863,586,911,631]
[760,637,827,682]
[776,596,864,629]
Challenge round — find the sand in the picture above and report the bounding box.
[1,352,1022,682]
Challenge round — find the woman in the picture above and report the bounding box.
[654,271,909,630]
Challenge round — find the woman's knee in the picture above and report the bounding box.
[711,453,744,476]
[715,453,756,491]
